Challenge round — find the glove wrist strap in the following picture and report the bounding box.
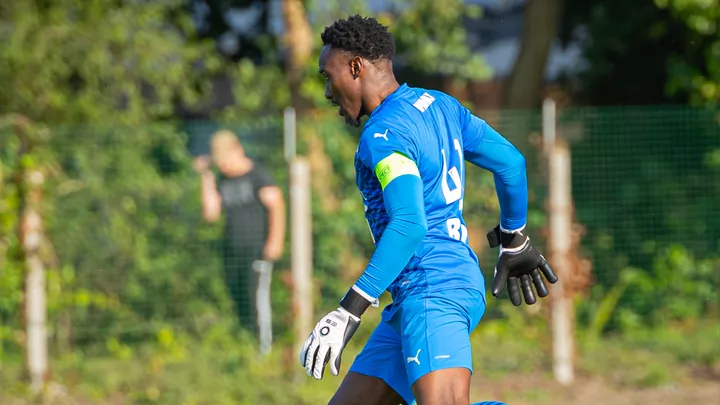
[487,224,528,249]
[340,286,374,318]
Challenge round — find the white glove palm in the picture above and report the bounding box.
[299,307,360,380]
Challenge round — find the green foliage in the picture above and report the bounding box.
[41,123,233,349]
[0,0,222,124]
[562,0,720,106]
[580,321,720,388]
[0,117,59,356]
[287,113,373,309]
[0,122,22,337]
[217,59,291,119]
[655,0,720,105]
[0,0,266,355]
[566,105,720,330]
[581,267,642,341]
[471,302,550,376]
[621,245,720,326]
[386,0,492,82]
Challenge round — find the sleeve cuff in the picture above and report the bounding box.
[352,285,380,308]
[500,223,526,234]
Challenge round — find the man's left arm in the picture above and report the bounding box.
[258,185,286,262]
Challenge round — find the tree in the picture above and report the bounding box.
[282,0,314,111]
[504,0,566,109]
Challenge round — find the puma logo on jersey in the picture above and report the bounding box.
[373,129,389,141]
[407,349,421,365]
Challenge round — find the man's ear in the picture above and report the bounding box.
[349,56,363,79]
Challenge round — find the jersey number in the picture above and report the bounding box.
[441,139,463,206]
[441,139,467,243]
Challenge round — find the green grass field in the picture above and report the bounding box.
[2,319,718,405]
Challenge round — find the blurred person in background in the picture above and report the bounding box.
[193,129,286,354]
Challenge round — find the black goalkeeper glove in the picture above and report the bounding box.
[487,225,559,306]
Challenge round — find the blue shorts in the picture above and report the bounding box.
[349,288,486,405]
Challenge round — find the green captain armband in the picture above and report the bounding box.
[374,152,420,190]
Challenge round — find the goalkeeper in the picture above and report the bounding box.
[301,15,558,405]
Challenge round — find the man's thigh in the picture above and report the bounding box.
[396,288,486,403]
[335,321,412,405]
[411,368,472,405]
[329,372,406,405]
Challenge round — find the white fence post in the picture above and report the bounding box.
[544,98,575,386]
[23,169,48,395]
[285,108,313,358]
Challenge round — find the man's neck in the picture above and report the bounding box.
[364,78,400,115]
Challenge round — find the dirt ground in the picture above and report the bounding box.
[471,372,720,405]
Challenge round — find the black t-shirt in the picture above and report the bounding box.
[217,165,275,248]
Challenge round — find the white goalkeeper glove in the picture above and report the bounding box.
[299,286,375,380]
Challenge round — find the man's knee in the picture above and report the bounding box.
[412,368,471,405]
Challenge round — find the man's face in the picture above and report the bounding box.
[319,45,363,127]
[214,153,236,175]
[213,144,246,175]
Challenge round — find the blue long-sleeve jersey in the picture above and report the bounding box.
[352,84,528,304]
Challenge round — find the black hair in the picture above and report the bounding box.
[320,15,396,62]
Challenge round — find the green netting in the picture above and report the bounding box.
[1,105,718,356]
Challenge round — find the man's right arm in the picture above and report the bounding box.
[193,156,222,222]
[200,172,222,222]
[458,105,558,306]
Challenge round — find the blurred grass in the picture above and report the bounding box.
[579,321,720,388]
[1,317,718,404]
